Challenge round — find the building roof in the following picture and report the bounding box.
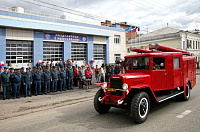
[128,27,181,44]
[140,27,180,38]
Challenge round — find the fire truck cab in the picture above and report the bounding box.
[94,44,196,124]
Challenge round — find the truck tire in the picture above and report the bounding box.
[180,83,191,101]
[94,89,111,114]
[130,92,150,124]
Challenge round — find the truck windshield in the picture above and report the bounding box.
[133,57,149,70]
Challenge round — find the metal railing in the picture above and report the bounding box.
[0,5,104,26]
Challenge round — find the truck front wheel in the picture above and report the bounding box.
[94,89,111,114]
[130,92,150,124]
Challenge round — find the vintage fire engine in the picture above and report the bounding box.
[94,44,196,124]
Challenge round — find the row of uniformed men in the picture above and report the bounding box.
[0,64,74,100]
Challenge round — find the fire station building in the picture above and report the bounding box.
[0,7,126,68]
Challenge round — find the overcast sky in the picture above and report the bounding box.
[1,0,200,34]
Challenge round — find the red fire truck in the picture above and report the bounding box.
[94,44,196,124]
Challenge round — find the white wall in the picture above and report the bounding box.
[108,30,126,63]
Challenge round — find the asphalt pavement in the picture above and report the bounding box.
[0,76,200,132]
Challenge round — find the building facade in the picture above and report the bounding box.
[127,27,200,65]
[0,6,126,68]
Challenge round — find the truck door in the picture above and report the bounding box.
[151,57,167,91]
[173,57,183,88]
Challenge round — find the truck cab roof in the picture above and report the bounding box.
[125,52,183,59]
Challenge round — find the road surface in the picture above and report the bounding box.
[0,76,200,132]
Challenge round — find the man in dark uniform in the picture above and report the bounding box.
[33,67,42,96]
[40,67,44,93]
[9,67,14,96]
[23,68,32,97]
[12,69,22,99]
[59,66,66,91]
[30,66,36,94]
[21,67,25,75]
[20,67,25,95]
[66,64,74,90]
[51,66,58,92]
[43,67,50,94]
[1,67,11,100]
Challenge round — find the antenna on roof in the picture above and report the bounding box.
[167,23,168,27]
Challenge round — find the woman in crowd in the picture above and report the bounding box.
[89,67,93,85]
[73,66,78,86]
[81,65,86,87]
[77,66,83,89]
[95,65,100,83]
[85,67,92,89]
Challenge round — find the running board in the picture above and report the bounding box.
[157,91,184,103]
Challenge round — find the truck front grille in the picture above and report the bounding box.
[110,78,123,96]
[110,78,123,89]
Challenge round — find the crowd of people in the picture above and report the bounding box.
[0,62,121,100]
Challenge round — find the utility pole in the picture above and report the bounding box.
[146,25,149,34]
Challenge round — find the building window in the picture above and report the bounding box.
[93,44,106,60]
[199,41,200,49]
[187,40,192,49]
[193,40,195,49]
[71,43,87,61]
[183,41,185,49]
[114,54,121,61]
[6,40,33,65]
[114,35,120,44]
[43,42,63,62]
[174,58,180,69]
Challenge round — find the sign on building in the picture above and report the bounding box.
[43,33,87,42]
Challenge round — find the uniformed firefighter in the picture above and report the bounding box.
[51,66,58,92]
[30,66,36,94]
[66,64,74,90]
[23,68,32,97]
[40,67,44,92]
[59,66,66,91]
[9,67,14,96]
[43,67,51,94]
[20,67,25,95]
[33,67,42,96]
[12,69,22,99]
[1,67,11,100]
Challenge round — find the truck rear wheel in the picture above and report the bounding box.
[130,92,150,124]
[94,89,111,114]
[175,83,190,101]
[180,83,191,101]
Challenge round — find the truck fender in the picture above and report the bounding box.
[94,83,106,93]
[130,86,159,102]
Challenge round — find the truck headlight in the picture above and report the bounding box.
[103,82,107,88]
[122,83,129,90]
